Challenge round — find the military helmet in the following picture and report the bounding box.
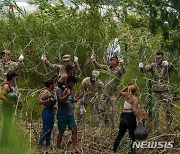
[5,92,18,102]
[42,93,56,108]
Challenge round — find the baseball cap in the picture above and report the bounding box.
[1,50,11,55]
[62,54,71,62]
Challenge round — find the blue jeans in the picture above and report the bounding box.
[39,108,54,146]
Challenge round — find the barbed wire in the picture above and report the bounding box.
[0,38,179,153]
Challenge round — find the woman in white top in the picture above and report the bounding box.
[113,83,141,154]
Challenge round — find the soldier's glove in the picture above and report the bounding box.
[19,54,24,62]
[139,62,144,68]
[41,54,47,63]
[80,105,86,115]
[90,54,96,62]
[162,60,169,66]
[74,56,78,63]
[83,105,86,113]
[80,105,84,115]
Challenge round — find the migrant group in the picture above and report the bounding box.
[0,49,174,153]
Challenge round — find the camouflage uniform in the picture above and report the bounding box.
[81,77,104,110]
[76,75,104,124]
[45,54,78,78]
[92,60,125,127]
[0,60,23,83]
[140,62,173,123]
[45,61,65,78]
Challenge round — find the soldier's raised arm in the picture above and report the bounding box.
[44,59,64,71]
[11,60,24,71]
[162,60,174,72]
[43,54,75,78]
[0,50,24,82]
[139,62,153,73]
[10,51,24,70]
[90,54,108,70]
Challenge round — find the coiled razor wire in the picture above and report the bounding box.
[0,38,179,153]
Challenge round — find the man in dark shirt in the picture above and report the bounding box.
[56,75,79,153]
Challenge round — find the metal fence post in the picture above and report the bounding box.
[147,79,153,118]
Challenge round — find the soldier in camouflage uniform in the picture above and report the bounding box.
[139,51,174,124]
[44,54,72,77]
[91,55,125,128]
[0,50,23,83]
[44,54,79,84]
[76,70,104,124]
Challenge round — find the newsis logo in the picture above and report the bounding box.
[132,141,174,149]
